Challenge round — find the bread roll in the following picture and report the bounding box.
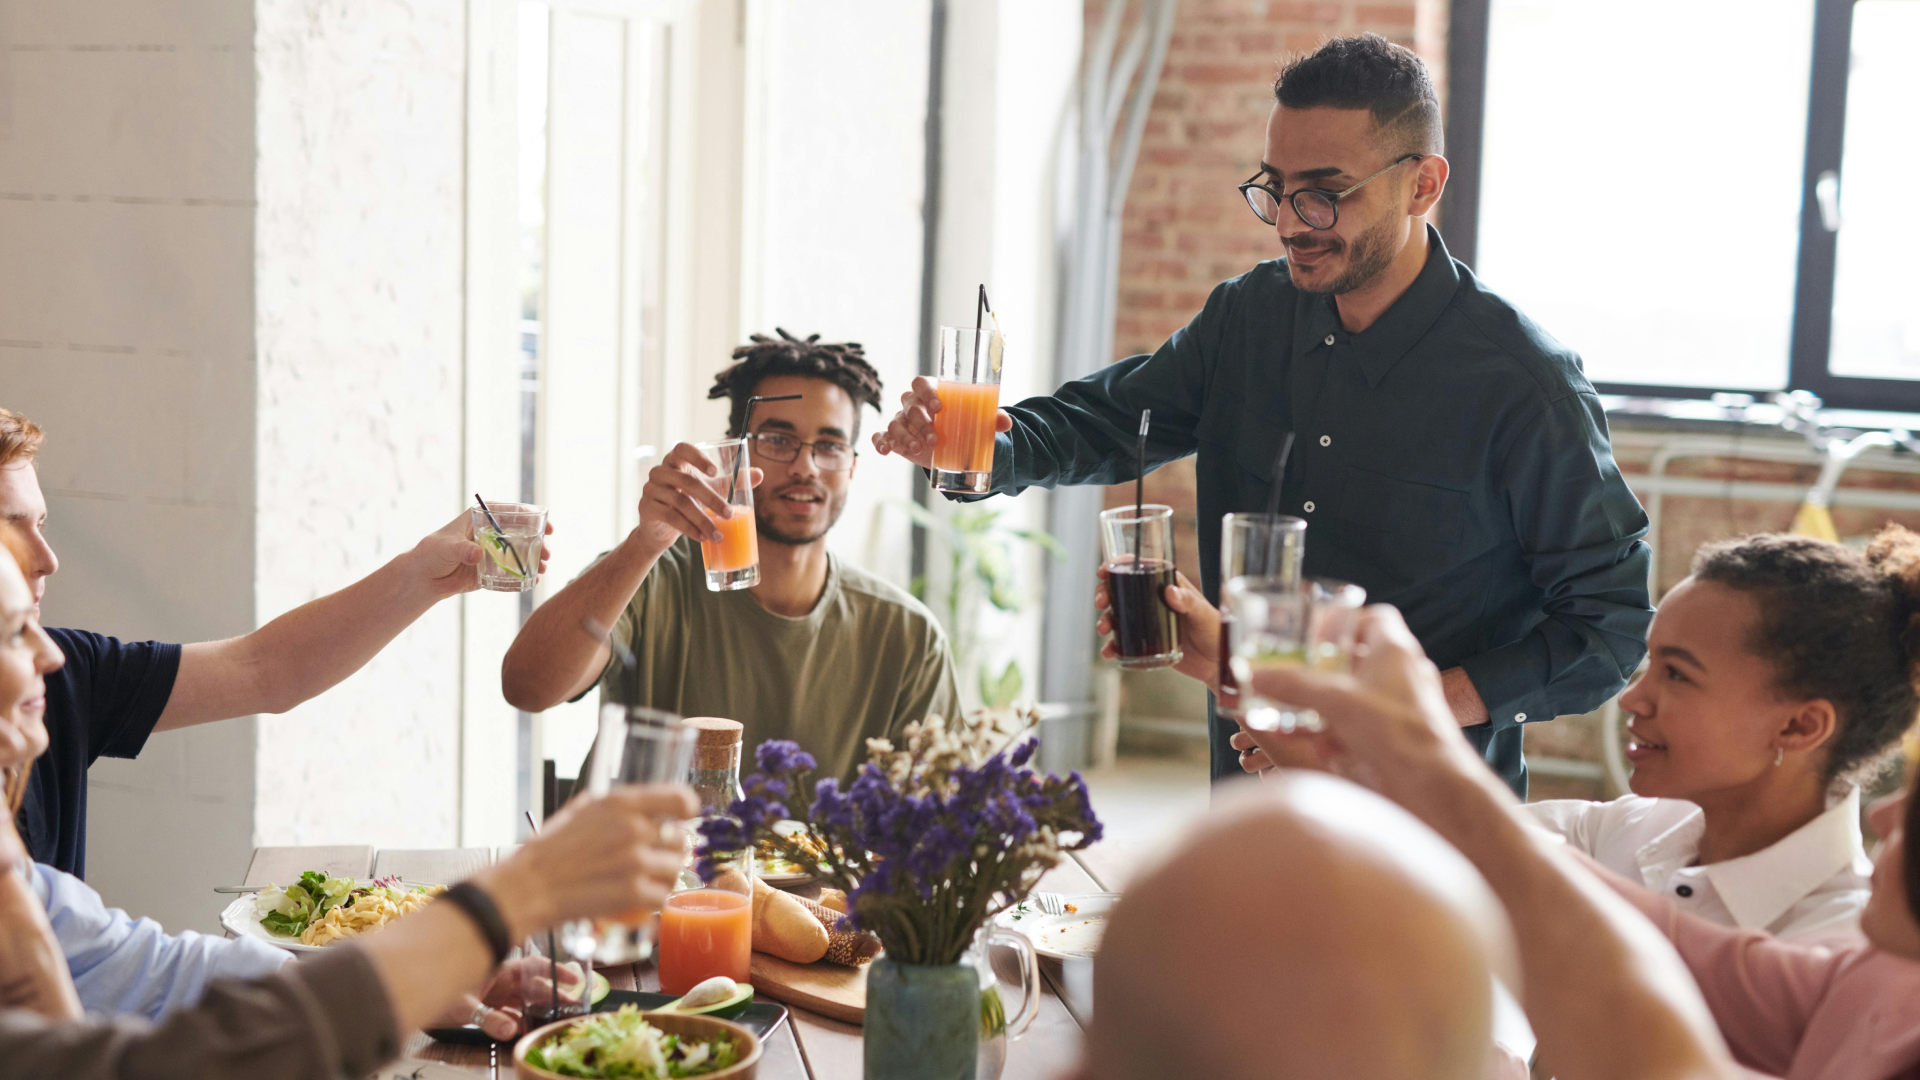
[713,870,829,963]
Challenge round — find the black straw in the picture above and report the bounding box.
[474,494,530,579]
[1263,433,1297,576]
[726,393,803,502]
[1134,410,1151,568]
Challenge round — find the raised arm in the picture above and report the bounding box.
[1245,609,1736,1080]
[0,785,694,1080]
[154,510,550,732]
[873,277,1238,496]
[1454,392,1653,735]
[501,443,760,712]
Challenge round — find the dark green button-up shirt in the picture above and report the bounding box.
[978,226,1652,795]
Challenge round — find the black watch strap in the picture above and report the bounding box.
[442,881,512,967]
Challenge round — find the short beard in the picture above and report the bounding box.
[1285,210,1401,295]
[754,490,847,547]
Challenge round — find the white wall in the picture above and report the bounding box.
[0,0,471,932]
[0,0,261,933]
[251,0,469,848]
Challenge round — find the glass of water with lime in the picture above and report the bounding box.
[469,501,547,592]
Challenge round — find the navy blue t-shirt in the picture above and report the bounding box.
[17,628,181,878]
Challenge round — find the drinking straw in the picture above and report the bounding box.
[585,616,640,708]
[974,285,994,375]
[1135,410,1152,568]
[474,494,530,579]
[1263,433,1297,576]
[725,393,802,503]
[521,811,558,1023]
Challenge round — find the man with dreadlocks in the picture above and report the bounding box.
[504,330,961,787]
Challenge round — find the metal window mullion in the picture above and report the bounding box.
[1788,0,1856,399]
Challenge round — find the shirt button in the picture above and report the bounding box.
[1323,334,1335,346]
[1318,435,1331,447]
[1303,500,1316,513]
[1514,712,1527,722]
[1676,885,1694,898]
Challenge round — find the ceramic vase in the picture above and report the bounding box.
[862,926,1040,1080]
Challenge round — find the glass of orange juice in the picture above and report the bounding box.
[576,705,698,966]
[931,325,1005,494]
[694,436,759,591]
[657,848,754,994]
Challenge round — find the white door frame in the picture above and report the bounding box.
[459,0,744,845]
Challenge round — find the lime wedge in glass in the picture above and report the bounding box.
[481,530,529,579]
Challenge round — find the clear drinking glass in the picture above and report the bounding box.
[931,326,1005,494]
[469,501,547,593]
[694,437,759,592]
[657,847,755,995]
[1217,514,1307,719]
[1306,578,1367,673]
[1099,504,1181,669]
[1226,577,1311,732]
[1226,577,1367,733]
[518,935,590,1030]
[577,705,699,965]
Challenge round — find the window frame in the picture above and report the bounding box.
[1444,0,1920,412]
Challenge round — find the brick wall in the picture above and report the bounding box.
[1104,0,1436,365]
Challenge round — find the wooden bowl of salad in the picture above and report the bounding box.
[514,1005,761,1080]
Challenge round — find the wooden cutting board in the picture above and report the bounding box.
[749,951,868,1024]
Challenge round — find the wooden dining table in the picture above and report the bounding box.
[235,843,1118,1080]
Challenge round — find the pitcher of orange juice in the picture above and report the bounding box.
[657,848,755,994]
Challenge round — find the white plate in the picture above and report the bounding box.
[220,882,445,955]
[221,894,326,955]
[993,893,1118,961]
[758,820,818,888]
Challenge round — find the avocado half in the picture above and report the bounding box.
[657,981,755,1020]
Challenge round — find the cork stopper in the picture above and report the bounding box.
[687,716,743,771]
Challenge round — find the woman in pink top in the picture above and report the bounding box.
[1241,599,1920,1080]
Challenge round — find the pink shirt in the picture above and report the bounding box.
[1650,894,1920,1079]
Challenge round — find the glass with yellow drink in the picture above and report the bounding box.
[694,437,760,591]
[1226,577,1365,733]
[931,325,1005,494]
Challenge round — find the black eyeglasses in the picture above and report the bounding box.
[750,432,856,472]
[1238,154,1423,230]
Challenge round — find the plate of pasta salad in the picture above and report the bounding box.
[220,871,445,954]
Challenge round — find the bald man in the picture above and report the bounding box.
[1073,772,1521,1080]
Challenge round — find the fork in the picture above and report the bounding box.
[1034,891,1067,916]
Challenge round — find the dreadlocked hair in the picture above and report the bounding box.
[708,329,885,438]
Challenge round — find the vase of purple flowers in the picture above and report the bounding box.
[698,711,1102,1080]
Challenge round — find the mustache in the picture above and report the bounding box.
[769,481,829,501]
[1285,236,1343,254]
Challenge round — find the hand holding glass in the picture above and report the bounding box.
[693,438,760,592]
[575,706,698,966]
[469,502,547,593]
[931,326,1004,494]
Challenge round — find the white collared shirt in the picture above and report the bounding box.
[1524,783,1872,940]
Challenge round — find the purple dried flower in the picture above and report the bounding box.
[755,740,816,776]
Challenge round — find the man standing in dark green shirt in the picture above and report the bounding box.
[874,35,1651,796]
